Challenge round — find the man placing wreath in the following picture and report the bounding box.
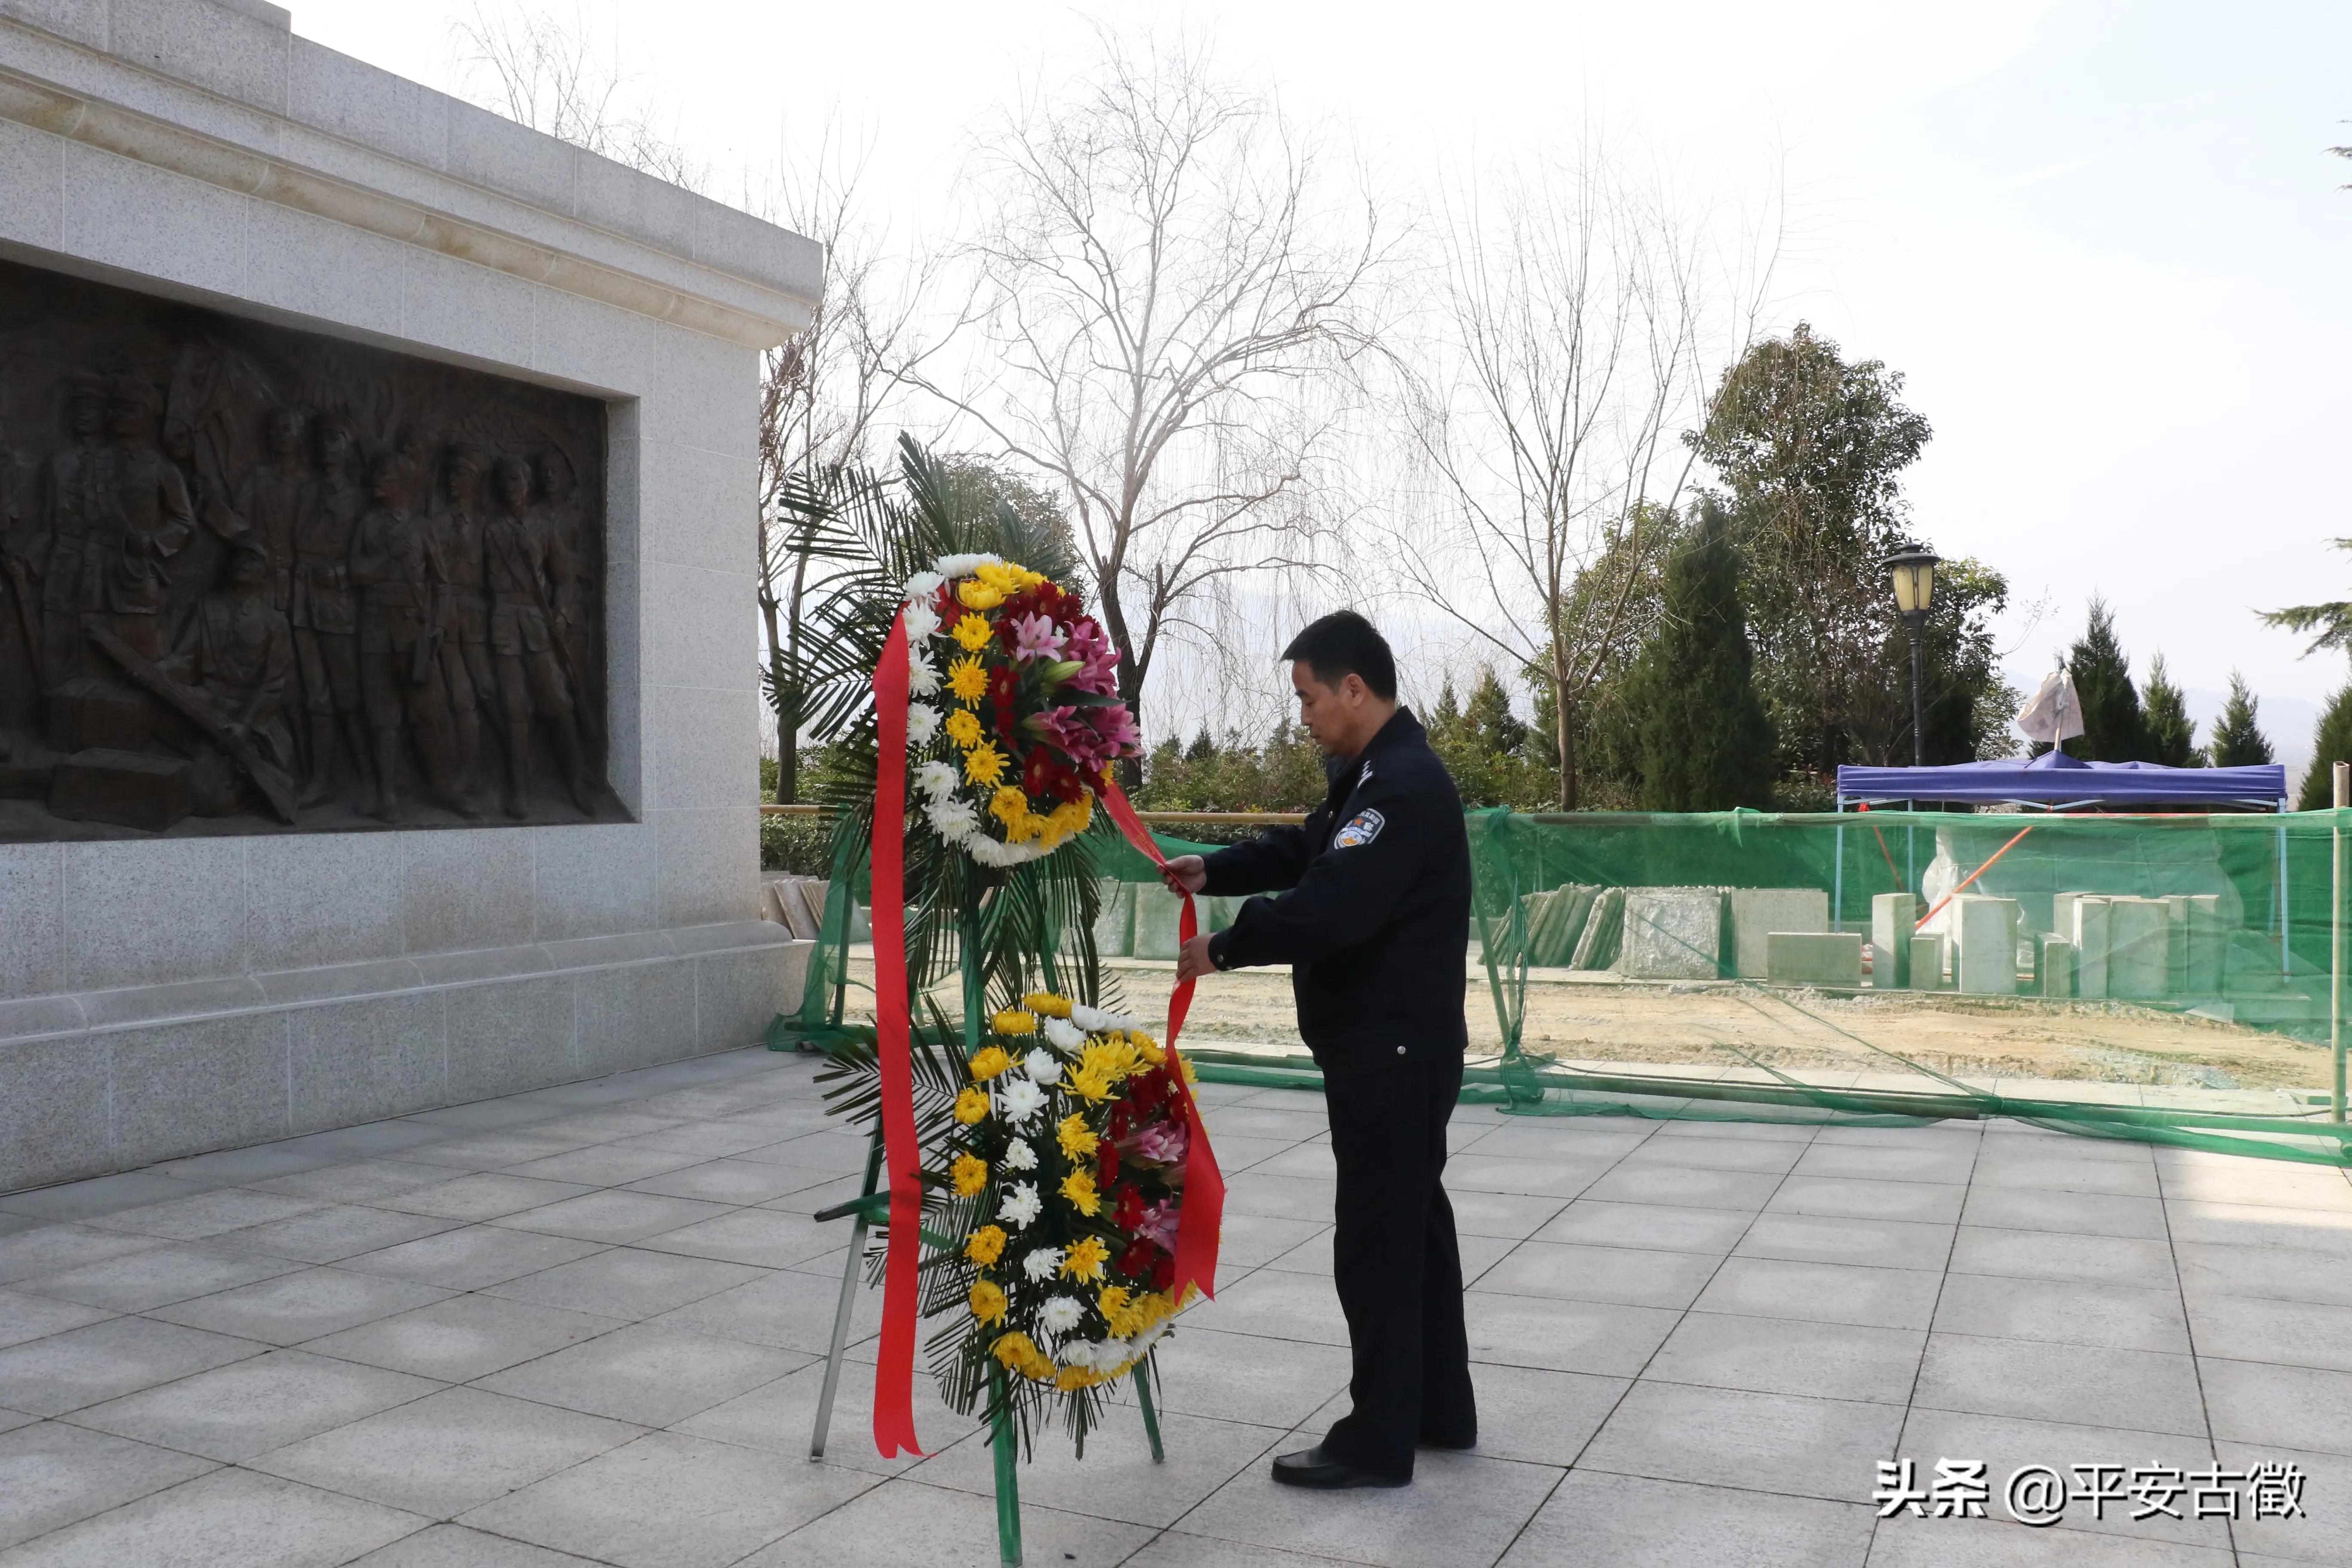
[1166,610,1477,1489]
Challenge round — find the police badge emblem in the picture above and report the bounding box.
[1334,808,1385,848]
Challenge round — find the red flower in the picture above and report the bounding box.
[1117,1237,1158,1278]
[1113,1184,1146,1229]
[1097,1139,1120,1188]
[1149,1253,1175,1292]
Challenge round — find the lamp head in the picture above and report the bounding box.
[1884,546,1941,617]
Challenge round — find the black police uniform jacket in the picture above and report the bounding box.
[1199,708,1471,1066]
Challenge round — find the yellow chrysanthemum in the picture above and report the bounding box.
[957,579,1005,611]
[1061,1235,1109,1283]
[1054,1365,1102,1391]
[953,1087,989,1125]
[967,1225,1008,1267]
[973,560,1042,594]
[1133,1033,1166,1067]
[1023,992,1073,1019]
[990,1330,1036,1369]
[952,1153,989,1197]
[1060,1168,1100,1216]
[1022,1351,1056,1382]
[969,1279,1007,1325]
[1179,1053,1197,1087]
[990,1009,1036,1036]
[963,741,1007,788]
[952,614,995,651]
[1057,1113,1098,1162]
[946,654,989,705]
[968,1046,1012,1081]
[1066,1062,1115,1102]
[944,708,984,749]
[989,784,1028,827]
[1098,1284,1130,1318]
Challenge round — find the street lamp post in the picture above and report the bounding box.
[1883,546,1941,768]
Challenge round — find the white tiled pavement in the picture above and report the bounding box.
[2,1045,2350,1566]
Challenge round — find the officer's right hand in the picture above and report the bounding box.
[1161,855,1207,896]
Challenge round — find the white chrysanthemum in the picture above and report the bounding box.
[1023,1247,1063,1283]
[1002,1138,1037,1171]
[906,704,940,746]
[914,760,959,800]
[998,1182,1041,1229]
[1021,1050,1062,1086]
[903,571,945,606]
[1041,1016,1085,1054]
[1038,1295,1084,1334]
[932,553,1001,580]
[906,652,940,697]
[926,797,980,842]
[1059,1339,1104,1370]
[998,1077,1047,1124]
[1070,1004,1137,1034]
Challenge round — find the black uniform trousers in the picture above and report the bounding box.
[1316,1052,1476,1477]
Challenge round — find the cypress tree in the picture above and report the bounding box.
[2298,683,2352,808]
[2067,597,2148,761]
[2141,652,2200,768]
[2207,671,2275,768]
[1627,501,1776,810]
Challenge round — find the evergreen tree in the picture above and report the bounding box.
[2298,683,2352,808]
[2141,652,2200,768]
[1624,502,1776,810]
[2067,598,2149,761]
[2207,671,2275,768]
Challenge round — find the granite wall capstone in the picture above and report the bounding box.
[0,0,818,1190]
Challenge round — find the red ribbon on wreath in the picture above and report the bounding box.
[1099,780,1225,1306]
[868,609,925,1459]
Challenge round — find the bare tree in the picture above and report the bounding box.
[913,28,1382,764]
[1385,146,1773,808]
[753,126,958,801]
[452,3,702,190]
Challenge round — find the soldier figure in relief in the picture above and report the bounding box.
[34,374,111,685]
[87,380,196,662]
[429,442,495,801]
[231,407,310,619]
[168,537,294,816]
[348,450,474,823]
[486,455,594,817]
[290,414,370,805]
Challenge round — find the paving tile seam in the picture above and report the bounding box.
[2154,1153,2248,1567]
[1862,1115,1976,1568]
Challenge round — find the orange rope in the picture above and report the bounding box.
[1915,825,2035,931]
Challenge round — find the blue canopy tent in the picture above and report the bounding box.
[1831,751,2295,980]
[1835,751,2290,812]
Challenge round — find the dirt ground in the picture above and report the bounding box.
[843,951,2335,1095]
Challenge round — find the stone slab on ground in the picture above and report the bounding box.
[1871,894,1920,989]
[1727,889,1829,980]
[2040,936,2076,998]
[2107,896,2172,999]
[1952,896,2018,996]
[1614,888,1723,981]
[1087,880,1134,958]
[1907,934,1947,990]
[1132,885,1186,961]
[2073,896,2112,999]
[1765,933,1863,989]
[1570,889,1624,971]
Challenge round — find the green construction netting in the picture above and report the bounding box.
[770,806,2352,1166]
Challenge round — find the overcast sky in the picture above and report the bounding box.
[299,0,2352,756]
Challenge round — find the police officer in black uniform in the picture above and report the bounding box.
[1167,611,1476,1488]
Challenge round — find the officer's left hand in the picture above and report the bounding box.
[1175,931,1219,984]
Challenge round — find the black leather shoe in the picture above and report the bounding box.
[1270,1446,1411,1488]
[1420,1433,1476,1451]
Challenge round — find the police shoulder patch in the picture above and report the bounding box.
[1334,808,1386,849]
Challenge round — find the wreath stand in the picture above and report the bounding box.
[803,934,1166,1568]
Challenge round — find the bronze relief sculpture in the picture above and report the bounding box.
[0,257,614,838]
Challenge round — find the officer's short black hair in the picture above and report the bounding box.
[1283,611,1396,701]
